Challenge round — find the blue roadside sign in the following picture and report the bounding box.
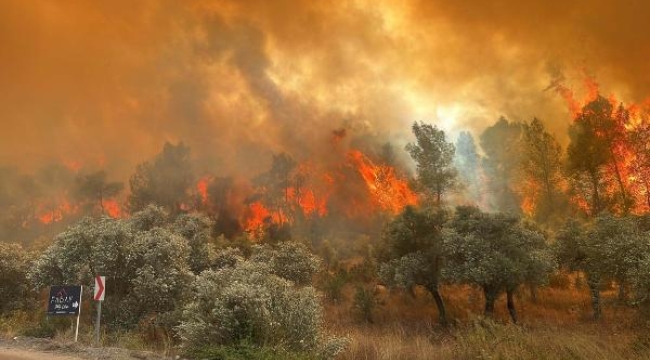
[47,285,82,316]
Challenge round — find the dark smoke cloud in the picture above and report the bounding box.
[0,0,648,178]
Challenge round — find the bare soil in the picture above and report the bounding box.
[0,337,171,360]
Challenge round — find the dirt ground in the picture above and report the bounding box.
[0,337,170,360]
[0,348,81,360]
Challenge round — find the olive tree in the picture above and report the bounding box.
[0,243,34,313]
[556,214,650,319]
[173,212,215,274]
[177,246,346,357]
[178,261,322,351]
[443,206,553,323]
[250,241,321,286]
[30,206,195,328]
[378,206,449,324]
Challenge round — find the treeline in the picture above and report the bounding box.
[373,95,650,325]
[378,205,650,324]
[452,95,650,223]
[1,94,648,244]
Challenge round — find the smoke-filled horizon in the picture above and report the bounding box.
[1,0,649,179]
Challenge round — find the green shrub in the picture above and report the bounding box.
[29,208,194,329]
[251,242,321,286]
[20,315,68,338]
[352,285,377,324]
[323,272,347,303]
[0,243,34,314]
[178,261,323,351]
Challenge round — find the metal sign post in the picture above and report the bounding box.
[75,286,83,342]
[93,275,105,346]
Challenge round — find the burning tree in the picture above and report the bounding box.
[627,109,650,212]
[519,118,565,222]
[566,96,634,216]
[205,177,242,238]
[74,170,124,217]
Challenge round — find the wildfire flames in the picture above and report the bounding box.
[3,1,650,243]
[37,198,76,225]
[240,149,417,234]
[103,199,123,218]
[546,77,650,216]
[347,150,418,214]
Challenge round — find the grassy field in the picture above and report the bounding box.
[325,279,650,360]
[3,276,650,359]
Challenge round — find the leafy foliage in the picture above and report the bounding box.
[378,206,448,323]
[251,242,321,286]
[30,206,195,328]
[406,122,457,205]
[556,213,650,318]
[0,243,34,313]
[173,212,216,273]
[178,261,322,351]
[352,285,378,323]
[520,118,565,222]
[443,206,554,319]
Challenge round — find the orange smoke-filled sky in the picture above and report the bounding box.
[1,0,648,177]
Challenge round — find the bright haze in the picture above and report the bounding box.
[1,0,649,176]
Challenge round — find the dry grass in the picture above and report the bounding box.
[4,276,650,359]
[325,279,650,360]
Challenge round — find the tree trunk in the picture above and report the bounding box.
[430,286,447,326]
[608,144,630,214]
[506,289,518,324]
[483,286,497,318]
[99,191,104,215]
[529,283,538,304]
[588,277,602,320]
[591,172,601,216]
[640,176,650,210]
[618,281,627,302]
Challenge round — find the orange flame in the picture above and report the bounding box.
[552,75,601,118]
[244,201,288,233]
[347,150,417,214]
[103,199,122,218]
[287,187,328,217]
[36,197,77,224]
[197,176,211,205]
